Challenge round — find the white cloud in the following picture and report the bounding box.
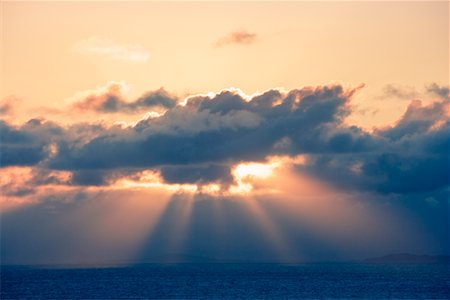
[75,37,150,62]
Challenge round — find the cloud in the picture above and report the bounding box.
[215,30,257,47]
[160,164,233,185]
[299,99,449,194]
[48,85,354,171]
[381,84,419,100]
[380,99,449,140]
[130,89,178,110]
[2,84,357,186]
[0,167,72,200]
[70,81,129,112]
[0,119,63,167]
[381,83,450,102]
[75,37,150,62]
[0,96,20,116]
[70,82,178,113]
[426,83,450,101]
[2,84,449,264]
[1,84,449,196]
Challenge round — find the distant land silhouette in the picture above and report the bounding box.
[364,253,450,264]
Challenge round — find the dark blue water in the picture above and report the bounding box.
[1,263,449,299]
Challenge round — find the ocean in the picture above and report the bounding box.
[1,263,449,299]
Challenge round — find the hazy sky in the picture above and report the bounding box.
[0,1,449,265]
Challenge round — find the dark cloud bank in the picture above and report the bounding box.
[1,83,448,195]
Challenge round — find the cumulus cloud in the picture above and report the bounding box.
[1,84,449,196]
[75,37,150,62]
[380,99,449,140]
[130,89,178,110]
[299,98,449,194]
[70,81,129,112]
[215,30,257,47]
[48,85,355,171]
[0,118,63,167]
[70,82,177,113]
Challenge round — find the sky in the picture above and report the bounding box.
[0,1,449,265]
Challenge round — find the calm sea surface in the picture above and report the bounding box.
[1,263,449,299]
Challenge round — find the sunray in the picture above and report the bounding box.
[243,195,300,263]
[263,168,409,258]
[165,194,195,255]
[137,193,195,262]
[62,188,172,264]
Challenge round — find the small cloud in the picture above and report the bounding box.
[67,81,129,112]
[215,30,257,47]
[75,37,150,62]
[0,96,20,116]
[381,84,418,100]
[426,83,450,101]
[381,83,450,102]
[67,82,177,114]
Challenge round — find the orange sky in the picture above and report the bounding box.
[1,1,448,127]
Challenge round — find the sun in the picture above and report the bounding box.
[229,162,279,194]
[233,162,275,180]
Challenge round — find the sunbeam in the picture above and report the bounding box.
[243,196,300,263]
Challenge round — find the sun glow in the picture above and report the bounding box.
[233,162,276,180]
[230,162,279,194]
[113,162,282,196]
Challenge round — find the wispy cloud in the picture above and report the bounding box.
[379,83,450,101]
[0,96,20,116]
[75,37,150,62]
[215,30,257,47]
[381,84,419,100]
[427,83,450,101]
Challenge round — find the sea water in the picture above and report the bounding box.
[1,263,449,299]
